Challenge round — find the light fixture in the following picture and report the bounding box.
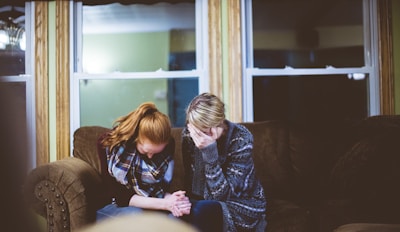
[0,5,25,51]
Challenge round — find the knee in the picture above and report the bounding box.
[191,200,222,218]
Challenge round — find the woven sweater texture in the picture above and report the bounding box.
[182,120,267,231]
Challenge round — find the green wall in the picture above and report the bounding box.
[83,32,169,73]
[79,79,168,127]
[80,32,170,127]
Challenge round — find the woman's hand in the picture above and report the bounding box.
[164,190,191,217]
[187,123,219,149]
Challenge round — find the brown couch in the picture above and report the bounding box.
[23,115,400,232]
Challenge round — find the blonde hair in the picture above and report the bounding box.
[102,102,171,151]
[186,93,225,130]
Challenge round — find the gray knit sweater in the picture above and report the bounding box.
[182,120,266,232]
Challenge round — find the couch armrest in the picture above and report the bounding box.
[23,157,104,232]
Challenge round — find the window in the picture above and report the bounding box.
[72,0,207,133]
[243,0,379,125]
[0,2,35,172]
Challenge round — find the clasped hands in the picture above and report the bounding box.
[165,190,191,217]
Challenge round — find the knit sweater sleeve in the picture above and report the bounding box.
[201,124,257,200]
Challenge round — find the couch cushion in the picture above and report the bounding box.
[265,199,312,232]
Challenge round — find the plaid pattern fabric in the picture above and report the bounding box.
[106,142,173,198]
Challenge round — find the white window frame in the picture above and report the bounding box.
[241,0,380,122]
[69,0,209,146]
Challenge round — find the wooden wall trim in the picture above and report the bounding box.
[208,0,223,97]
[227,0,242,122]
[56,0,70,160]
[35,1,49,165]
[378,0,395,114]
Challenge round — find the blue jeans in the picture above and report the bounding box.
[96,203,144,221]
[181,200,223,232]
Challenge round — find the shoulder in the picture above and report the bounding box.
[227,120,253,142]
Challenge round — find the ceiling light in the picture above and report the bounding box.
[0,5,25,51]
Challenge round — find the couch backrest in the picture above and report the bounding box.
[169,127,184,192]
[329,115,400,211]
[240,121,294,199]
[72,122,331,202]
[169,122,299,196]
[169,120,334,201]
[72,120,349,203]
[73,126,109,174]
[242,120,351,202]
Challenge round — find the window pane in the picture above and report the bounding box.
[82,1,196,73]
[79,77,198,127]
[0,4,26,75]
[253,74,368,124]
[252,0,364,68]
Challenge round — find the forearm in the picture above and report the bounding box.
[201,143,230,200]
[129,195,168,211]
[129,191,191,217]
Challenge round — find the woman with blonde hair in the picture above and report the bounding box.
[96,102,191,220]
[182,93,266,232]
